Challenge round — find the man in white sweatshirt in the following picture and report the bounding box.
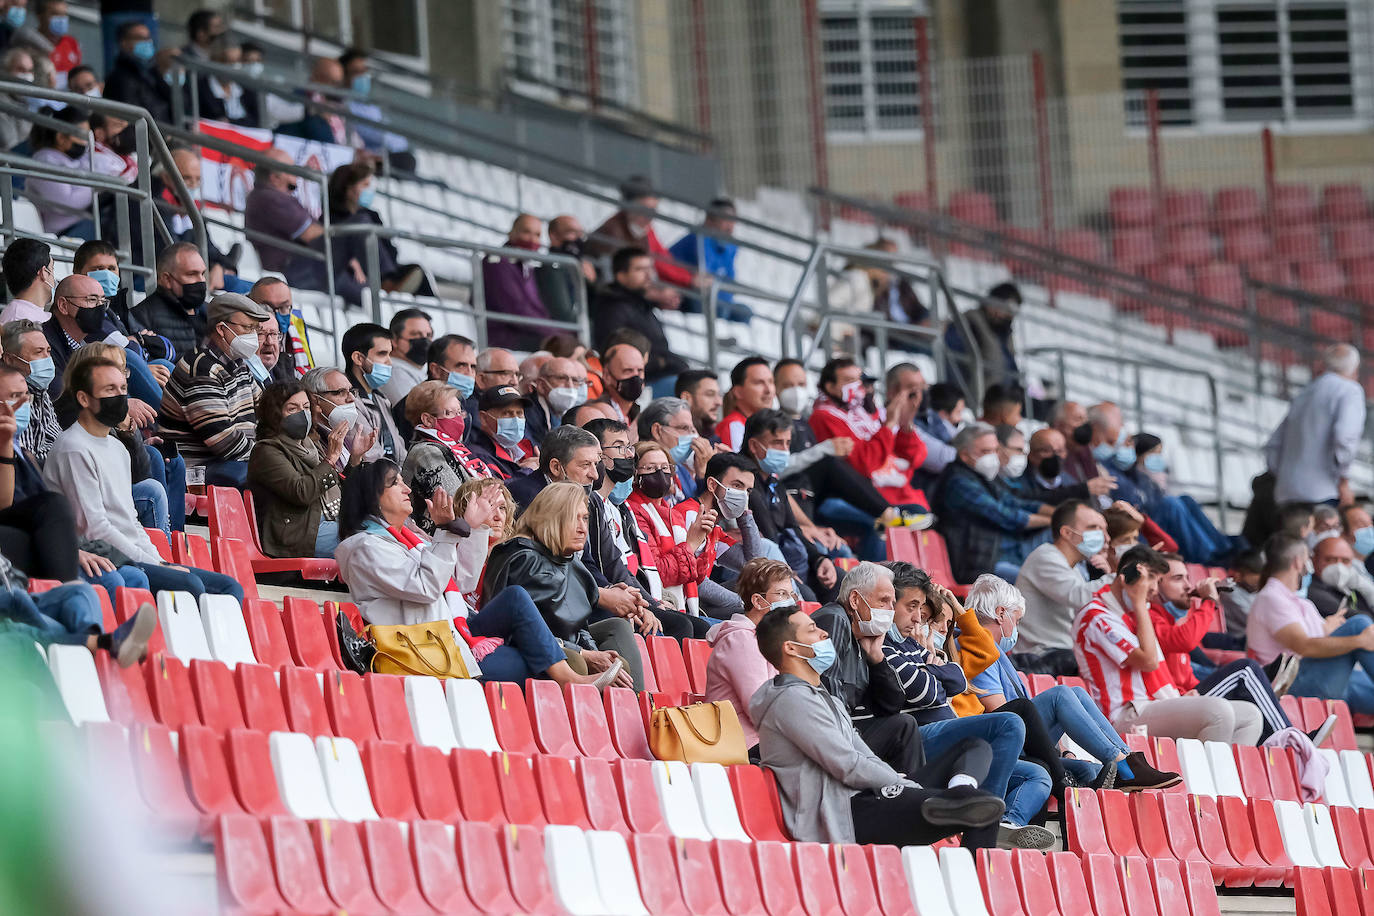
[43,356,245,601]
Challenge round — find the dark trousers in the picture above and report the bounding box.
[1001,696,1069,794]
[1009,647,1080,678]
[657,605,712,640]
[851,785,965,847]
[855,712,992,787]
[0,491,79,580]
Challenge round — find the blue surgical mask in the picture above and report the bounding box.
[887,624,904,643]
[794,638,835,675]
[351,73,372,96]
[448,371,475,399]
[12,401,30,436]
[46,15,68,35]
[246,355,270,383]
[669,432,694,464]
[24,355,54,391]
[1355,527,1374,557]
[1113,446,1137,469]
[133,39,156,64]
[275,311,292,335]
[1077,529,1105,557]
[1091,443,1117,465]
[357,185,376,209]
[1300,572,1312,597]
[997,628,1019,653]
[494,416,525,448]
[930,631,947,652]
[87,269,120,298]
[5,6,24,27]
[1143,453,1167,473]
[364,360,391,389]
[610,477,633,505]
[1163,600,1188,621]
[760,448,789,477]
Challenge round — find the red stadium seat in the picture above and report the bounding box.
[867,844,918,916]
[565,682,620,759]
[1083,852,1132,916]
[224,728,287,817]
[1164,188,1209,227]
[178,532,215,572]
[978,848,1029,916]
[1248,798,1297,887]
[485,680,538,755]
[1146,859,1188,916]
[716,838,767,916]
[629,833,690,916]
[1115,855,1161,916]
[1332,222,1374,261]
[1159,792,1213,870]
[1112,228,1158,273]
[449,747,506,825]
[647,636,694,699]
[534,754,592,829]
[1027,674,1056,696]
[1184,859,1225,916]
[1215,186,1263,227]
[1234,744,1275,800]
[729,764,791,842]
[360,818,432,915]
[1265,745,1304,803]
[1273,184,1318,226]
[1296,866,1335,916]
[233,662,289,733]
[362,673,415,745]
[214,813,288,914]
[210,486,339,581]
[188,658,244,732]
[115,587,163,655]
[1304,697,1357,750]
[265,815,336,914]
[894,190,931,212]
[1130,791,1177,861]
[1064,787,1110,856]
[179,725,246,821]
[674,837,729,916]
[1332,806,1374,870]
[492,750,546,827]
[406,745,460,823]
[239,599,291,669]
[145,527,173,562]
[1275,224,1326,263]
[281,596,338,671]
[1109,186,1156,229]
[1327,868,1364,916]
[913,529,970,597]
[501,824,561,915]
[605,687,655,760]
[948,190,999,227]
[1164,226,1214,267]
[280,664,332,736]
[525,677,581,757]
[1011,848,1062,916]
[144,653,198,729]
[577,756,631,834]
[455,820,520,916]
[210,537,260,600]
[359,739,419,821]
[322,669,377,745]
[410,818,474,913]
[793,841,845,916]
[1150,736,1188,795]
[886,527,920,564]
[95,651,155,724]
[613,758,669,835]
[1099,789,1144,858]
[683,638,711,694]
[127,722,202,839]
[632,634,660,692]
[1047,851,1094,915]
[1190,794,1247,886]
[1322,184,1370,224]
[1218,795,1286,887]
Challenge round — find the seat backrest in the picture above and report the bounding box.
[1047,851,1093,915]
[534,754,591,829]
[310,817,384,913]
[144,652,199,729]
[212,537,260,601]
[689,762,750,841]
[268,730,338,820]
[672,836,727,916]
[359,739,418,821]
[1010,848,1060,916]
[405,675,459,750]
[485,680,538,755]
[280,665,332,736]
[793,841,845,916]
[444,678,500,752]
[682,639,711,695]
[612,759,668,835]
[902,845,956,916]
[543,825,608,916]
[223,728,286,817]
[631,635,659,692]
[525,678,580,757]
[1265,745,1303,803]
[1316,748,1352,807]
[47,644,110,725]
[232,662,289,733]
[494,750,547,827]
[364,674,415,744]
[1341,749,1374,809]
[214,812,286,913]
[158,590,214,662]
[188,658,245,731]
[455,820,519,915]
[314,734,379,823]
[403,744,459,822]
[1272,799,1322,868]
[652,760,712,840]
[715,837,766,916]
[359,818,429,914]
[94,652,153,724]
[939,846,992,916]
[1099,789,1143,858]
[208,485,255,544]
[1064,786,1110,856]
[577,757,630,834]
[1303,802,1348,869]
[628,833,689,916]
[409,819,472,913]
[604,686,654,760]
[281,597,337,671]
[866,844,918,916]
[265,815,336,913]
[728,764,790,842]
[1113,855,1161,916]
[1174,738,1217,797]
[503,821,560,915]
[240,599,291,669]
[199,594,257,668]
[646,636,692,698]
[565,682,618,759]
[1233,744,1274,800]
[1203,740,1245,799]
[322,669,377,745]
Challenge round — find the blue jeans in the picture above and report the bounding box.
[816,497,885,561]
[1005,759,1052,827]
[205,460,249,489]
[131,478,169,536]
[144,445,187,532]
[0,583,102,644]
[466,584,568,682]
[919,711,1025,802]
[83,564,149,607]
[1031,685,1129,764]
[1289,615,1374,715]
[993,560,1022,582]
[123,349,163,407]
[136,561,245,604]
[314,520,340,558]
[1149,494,1237,566]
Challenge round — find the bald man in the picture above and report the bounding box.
[598,343,646,423]
[537,214,597,327]
[526,356,589,447]
[1311,535,1374,618]
[518,353,551,395]
[483,213,560,351]
[1009,427,1115,503]
[244,147,324,276]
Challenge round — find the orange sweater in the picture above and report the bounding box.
[949,609,1000,717]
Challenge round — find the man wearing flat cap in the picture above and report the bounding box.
[466,384,539,480]
[159,292,272,487]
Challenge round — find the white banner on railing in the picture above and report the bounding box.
[195,119,355,218]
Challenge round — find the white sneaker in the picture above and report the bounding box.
[1271,655,1301,697]
[1308,713,1339,748]
[592,659,625,692]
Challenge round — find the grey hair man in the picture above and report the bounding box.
[1265,343,1365,506]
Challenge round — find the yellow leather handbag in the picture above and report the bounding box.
[367,622,475,679]
[649,700,748,766]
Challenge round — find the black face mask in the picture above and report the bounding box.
[614,374,644,402]
[91,394,128,427]
[74,304,105,336]
[636,469,672,500]
[554,237,585,258]
[65,143,86,161]
[1038,454,1061,479]
[109,130,135,156]
[607,456,635,483]
[174,281,207,311]
[1072,422,1093,446]
[406,337,430,365]
[281,410,311,440]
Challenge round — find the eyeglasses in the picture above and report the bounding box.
[664,423,696,436]
[62,295,108,308]
[480,369,518,380]
[257,330,281,343]
[318,387,352,399]
[602,444,634,457]
[224,319,259,334]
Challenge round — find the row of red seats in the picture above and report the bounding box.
[1297,865,1374,916]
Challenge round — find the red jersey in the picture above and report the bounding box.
[808,397,928,506]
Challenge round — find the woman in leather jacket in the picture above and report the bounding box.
[484,480,646,690]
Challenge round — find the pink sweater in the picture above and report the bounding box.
[703,613,775,747]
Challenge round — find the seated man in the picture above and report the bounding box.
[1220,547,1264,639]
[0,238,55,325]
[1339,503,1374,577]
[933,422,1050,583]
[249,278,314,384]
[43,357,245,602]
[1248,534,1374,715]
[377,307,432,405]
[752,604,1006,846]
[341,323,406,466]
[1313,523,1374,617]
[1011,426,1114,504]
[717,356,776,451]
[159,293,271,488]
[483,214,560,351]
[705,557,795,754]
[301,367,376,474]
[887,364,951,483]
[595,343,647,424]
[130,242,209,364]
[2,319,58,462]
[466,384,538,479]
[809,356,927,508]
[589,248,689,395]
[1124,432,1242,566]
[667,197,752,324]
[524,357,588,449]
[675,368,723,443]
[1074,545,1260,743]
[1016,499,1113,676]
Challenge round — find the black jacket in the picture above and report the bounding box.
[811,603,908,722]
[523,396,558,450]
[131,288,206,364]
[482,536,599,639]
[1309,577,1374,618]
[590,282,688,382]
[748,472,824,573]
[103,53,173,124]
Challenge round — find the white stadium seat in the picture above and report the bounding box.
[940,846,992,916]
[689,762,751,842]
[157,591,213,662]
[1204,740,1245,800]
[902,845,956,916]
[315,735,378,822]
[46,644,109,725]
[584,829,650,916]
[1340,749,1374,810]
[544,826,608,916]
[651,760,712,841]
[1272,799,1321,868]
[446,678,501,753]
[1302,803,1347,868]
[1175,738,1217,797]
[198,595,257,668]
[405,675,459,751]
[269,731,339,821]
[1315,749,1352,808]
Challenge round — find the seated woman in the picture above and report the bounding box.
[962,573,1181,792]
[27,106,98,239]
[247,381,344,559]
[402,380,497,533]
[626,441,721,618]
[484,481,643,689]
[325,161,432,304]
[335,460,627,688]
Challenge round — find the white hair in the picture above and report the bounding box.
[951,421,996,453]
[1324,344,1359,377]
[964,574,1025,622]
[837,562,894,607]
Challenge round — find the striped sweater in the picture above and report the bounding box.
[159,345,262,465]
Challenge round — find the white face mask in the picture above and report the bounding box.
[326,401,358,430]
[228,330,260,361]
[546,385,585,415]
[1321,562,1354,592]
[1003,454,1028,478]
[973,452,1001,481]
[778,385,809,417]
[855,593,895,636]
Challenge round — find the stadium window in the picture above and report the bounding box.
[820,1,924,137]
[502,0,639,108]
[1117,0,1368,128]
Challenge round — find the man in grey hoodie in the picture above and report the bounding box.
[750,605,1005,846]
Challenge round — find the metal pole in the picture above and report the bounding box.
[1146,89,1164,249]
[1262,126,1277,241]
[1209,376,1226,529]
[691,0,711,131]
[1032,53,1055,305]
[0,175,12,246]
[134,119,157,281]
[703,279,720,371]
[582,0,601,107]
[471,251,489,351]
[801,0,830,230]
[318,172,335,304]
[917,18,937,254]
[366,233,383,325]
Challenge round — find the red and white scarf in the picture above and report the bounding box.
[628,495,701,616]
[415,427,496,481]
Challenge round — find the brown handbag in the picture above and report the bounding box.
[367,622,473,679]
[649,700,748,766]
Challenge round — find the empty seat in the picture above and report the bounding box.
[179,724,246,821]
[322,669,377,745]
[682,639,711,695]
[1048,851,1094,915]
[188,658,245,731]
[157,591,214,662]
[240,599,292,669]
[199,594,256,667]
[1191,794,1247,886]
[310,818,385,912]
[793,841,845,916]
[281,597,338,671]
[213,813,287,913]
[364,673,416,744]
[1109,186,1156,229]
[406,675,460,750]
[144,653,198,729]
[440,677,500,752]
[1064,786,1110,856]
[1330,806,1374,870]
[401,744,458,823]
[268,730,339,820]
[545,825,609,915]
[281,665,332,736]
[1214,186,1263,226]
[359,739,419,821]
[903,845,956,916]
[1010,848,1060,916]
[1316,749,1352,807]
[486,680,538,754]
[410,818,473,912]
[1175,738,1217,796]
[628,833,690,916]
[224,728,287,817]
[1247,798,1297,887]
[1304,803,1347,868]
[1204,740,1245,798]
[526,677,580,757]
[653,760,713,840]
[1217,795,1286,888]
[456,820,521,914]
[1099,789,1144,858]
[358,818,431,914]
[646,637,693,699]
[715,837,767,916]
[690,762,750,841]
[614,759,669,835]
[265,815,336,914]
[535,754,592,829]
[1341,750,1374,808]
[94,650,154,724]
[127,722,202,839]
[566,682,619,759]
[315,735,378,822]
[494,750,547,827]
[1273,799,1323,868]
[975,848,1023,916]
[47,643,110,725]
[1322,183,1370,224]
[940,846,992,916]
[728,764,790,842]
[233,662,289,733]
[578,757,631,834]
[605,687,654,760]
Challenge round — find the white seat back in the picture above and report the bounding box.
[584,829,650,916]
[1203,740,1245,800]
[939,846,991,916]
[1340,749,1374,809]
[446,678,500,753]
[268,730,339,820]
[315,735,378,823]
[46,644,109,725]
[199,595,257,668]
[543,826,609,916]
[689,762,751,842]
[158,591,213,662]
[901,845,956,916]
[1272,799,1321,868]
[1315,748,1352,808]
[1175,738,1217,797]
[651,760,712,841]
[405,676,459,751]
[1303,803,1347,868]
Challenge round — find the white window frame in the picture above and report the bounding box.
[821,0,928,143]
[501,0,639,109]
[1119,0,1374,134]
